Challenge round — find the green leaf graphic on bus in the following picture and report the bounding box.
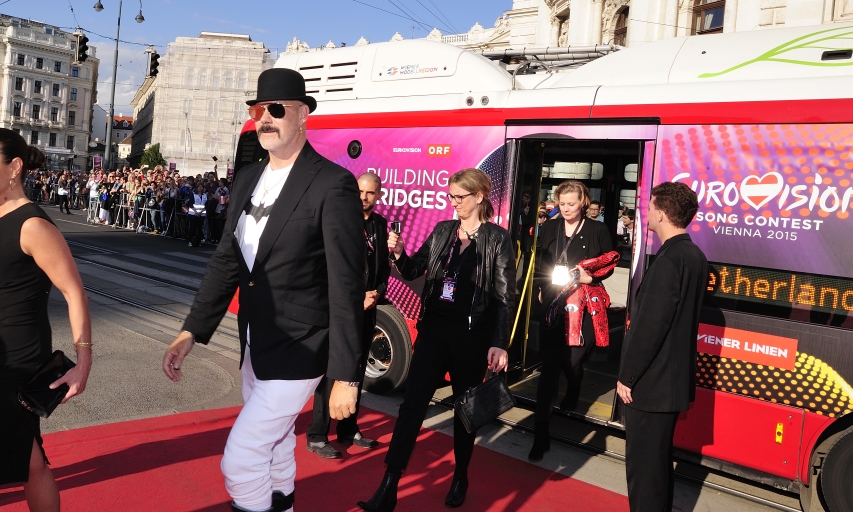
[699,26,853,78]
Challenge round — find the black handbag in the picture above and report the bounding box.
[17,350,76,418]
[454,371,516,434]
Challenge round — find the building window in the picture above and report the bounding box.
[184,68,195,87]
[49,133,57,147]
[182,99,193,116]
[31,131,38,144]
[32,105,40,120]
[15,77,23,91]
[693,0,725,34]
[34,81,42,94]
[50,107,58,122]
[224,72,233,89]
[12,128,20,134]
[70,88,77,100]
[71,66,79,77]
[614,8,629,46]
[68,111,76,126]
[54,60,62,72]
[16,54,24,66]
[52,83,60,96]
[66,135,75,150]
[36,57,43,69]
[208,100,219,117]
[13,102,21,117]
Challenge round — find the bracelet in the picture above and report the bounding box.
[73,342,93,348]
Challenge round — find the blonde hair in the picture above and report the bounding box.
[554,180,591,211]
[449,168,494,222]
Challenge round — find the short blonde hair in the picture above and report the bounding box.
[448,168,494,222]
[554,180,591,211]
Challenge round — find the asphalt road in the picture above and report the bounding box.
[41,203,802,512]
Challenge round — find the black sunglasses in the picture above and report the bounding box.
[248,103,294,122]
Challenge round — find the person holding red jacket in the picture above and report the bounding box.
[529,180,614,462]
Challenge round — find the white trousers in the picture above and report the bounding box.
[222,346,322,511]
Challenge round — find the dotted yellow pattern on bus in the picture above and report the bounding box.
[696,352,853,417]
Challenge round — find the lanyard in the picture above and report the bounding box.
[557,218,584,266]
[442,229,461,277]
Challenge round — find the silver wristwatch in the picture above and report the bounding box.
[337,380,360,387]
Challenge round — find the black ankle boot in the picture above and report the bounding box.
[272,490,294,512]
[527,421,551,462]
[357,470,400,512]
[444,477,468,508]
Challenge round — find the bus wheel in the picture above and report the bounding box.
[820,427,853,512]
[363,305,412,395]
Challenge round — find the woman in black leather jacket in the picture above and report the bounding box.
[358,168,515,512]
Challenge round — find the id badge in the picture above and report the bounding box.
[552,265,570,286]
[440,276,457,302]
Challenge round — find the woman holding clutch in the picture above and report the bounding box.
[358,168,515,511]
[0,129,92,511]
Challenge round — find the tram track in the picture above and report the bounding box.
[66,241,241,346]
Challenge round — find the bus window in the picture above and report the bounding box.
[506,137,643,423]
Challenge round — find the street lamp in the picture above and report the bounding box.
[95,0,144,171]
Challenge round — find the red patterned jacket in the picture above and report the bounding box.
[559,251,620,347]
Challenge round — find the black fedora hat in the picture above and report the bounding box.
[246,68,317,112]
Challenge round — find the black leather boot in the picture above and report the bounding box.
[357,469,400,512]
[230,502,273,512]
[527,421,551,462]
[444,477,469,508]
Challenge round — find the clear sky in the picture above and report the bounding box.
[5,0,507,112]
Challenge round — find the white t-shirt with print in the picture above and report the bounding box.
[235,163,293,273]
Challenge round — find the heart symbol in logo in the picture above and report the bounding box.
[740,172,783,210]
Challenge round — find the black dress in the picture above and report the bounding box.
[0,203,54,484]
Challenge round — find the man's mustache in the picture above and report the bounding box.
[258,125,279,134]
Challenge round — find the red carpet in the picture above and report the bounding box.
[0,403,628,512]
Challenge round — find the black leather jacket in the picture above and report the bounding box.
[394,220,516,349]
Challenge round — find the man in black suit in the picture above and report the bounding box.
[162,68,364,512]
[617,182,708,512]
[307,171,391,458]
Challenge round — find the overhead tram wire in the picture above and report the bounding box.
[413,0,454,34]
[387,0,432,34]
[352,0,434,30]
[425,0,459,34]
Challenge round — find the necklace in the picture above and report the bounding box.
[259,168,288,203]
[460,223,481,239]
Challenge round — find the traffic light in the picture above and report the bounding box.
[76,34,89,62]
[148,52,160,77]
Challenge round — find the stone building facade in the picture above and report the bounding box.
[437,0,851,50]
[0,15,99,171]
[130,32,272,175]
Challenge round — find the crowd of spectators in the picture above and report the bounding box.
[23,165,232,247]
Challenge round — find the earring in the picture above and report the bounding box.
[9,178,15,190]
[299,124,305,134]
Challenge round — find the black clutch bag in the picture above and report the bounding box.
[17,350,76,418]
[454,371,516,434]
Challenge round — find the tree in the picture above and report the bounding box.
[139,143,166,169]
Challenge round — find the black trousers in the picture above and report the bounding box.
[384,316,489,478]
[57,195,70,213]
[624,406,680,512]
[187,215,204,245]
[307,308,376,442]
[534,312,595,420]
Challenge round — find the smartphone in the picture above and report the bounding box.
[390,221,402,235]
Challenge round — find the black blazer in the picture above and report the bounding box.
[366,212,391,298]
[534,217,614,310]
[618,234,709,412]
[182,142,365,382]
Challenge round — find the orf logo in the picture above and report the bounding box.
[427,144,452,157]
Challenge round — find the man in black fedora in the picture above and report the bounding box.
[163,68,365,512]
